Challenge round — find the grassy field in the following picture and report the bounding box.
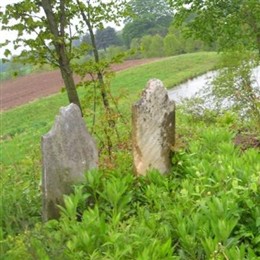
[111,52,218,94]
[1,52,259,259]
[1,52,218,165]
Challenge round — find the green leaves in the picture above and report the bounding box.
[2,120,260,258]
[3,49,11,57]
[171,0,260,53]
[60,185,90,220]
[212,49,260,128]
[101,174,133,216]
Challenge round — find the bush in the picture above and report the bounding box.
[141,34,164,58]
[164,33,182,56]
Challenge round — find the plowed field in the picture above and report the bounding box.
[0,58,160,111]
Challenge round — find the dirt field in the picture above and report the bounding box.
[0,58,160,111]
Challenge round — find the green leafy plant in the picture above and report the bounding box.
[212,49,260,129]
[2,52,259,259]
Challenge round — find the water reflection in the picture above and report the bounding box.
[168,67,260,103]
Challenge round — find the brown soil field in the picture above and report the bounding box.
[0,58,160,111]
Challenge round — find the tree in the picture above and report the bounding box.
[122,18,172,48]
[140,34,164,58]
[122,0,173,47]
[95,26,120,51]
[75,0,127,110]
[169,0,260,55]
[122,20,154,48]
[126,0,173,23]
[1,0,130,157]
[140,35,153,58]
[149,35,164,57]
[75,0,129,158]
[212,50,260,125]
[164,25,209,56]
[164,34,182,56]
[1,0,83,112]
[1,0,129,116]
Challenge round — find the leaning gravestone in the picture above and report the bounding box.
[132,79,175,175]
[42,103,98,221]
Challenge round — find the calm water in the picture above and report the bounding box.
[168,67,260,103]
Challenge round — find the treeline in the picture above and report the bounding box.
[128,28,214,59]
[75,24,214,61]
[3,21,212,80]
[1,0,216,80]
[74,0,215,60]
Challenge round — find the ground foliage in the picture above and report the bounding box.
[1,53,259,259]
[1,112,260,259]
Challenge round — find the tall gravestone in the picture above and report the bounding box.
[132,79,175,175]
[42,103,98,221]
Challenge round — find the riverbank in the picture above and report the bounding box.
[168,66,260,102]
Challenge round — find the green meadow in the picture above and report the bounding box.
[1,52,218,165]
[1,52,260,259]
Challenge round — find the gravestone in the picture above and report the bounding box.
[132,79,175,175]
[42,103,98,221]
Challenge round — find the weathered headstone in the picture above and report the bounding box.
[42,103,98,221]
[132,79,175,175]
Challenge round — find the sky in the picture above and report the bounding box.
[0,0,124,59]
[0,0,22,58]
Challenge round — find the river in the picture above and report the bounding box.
[168,67,260,103]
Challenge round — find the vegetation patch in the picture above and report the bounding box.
[1,52,259,259]
[1,123,259,259]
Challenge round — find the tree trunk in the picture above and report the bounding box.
[41,0,82,114]
[59,55,82,113]
[76,0,110,110]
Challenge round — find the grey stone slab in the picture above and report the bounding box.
[132,79,175,175]
[42,104,98,221]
